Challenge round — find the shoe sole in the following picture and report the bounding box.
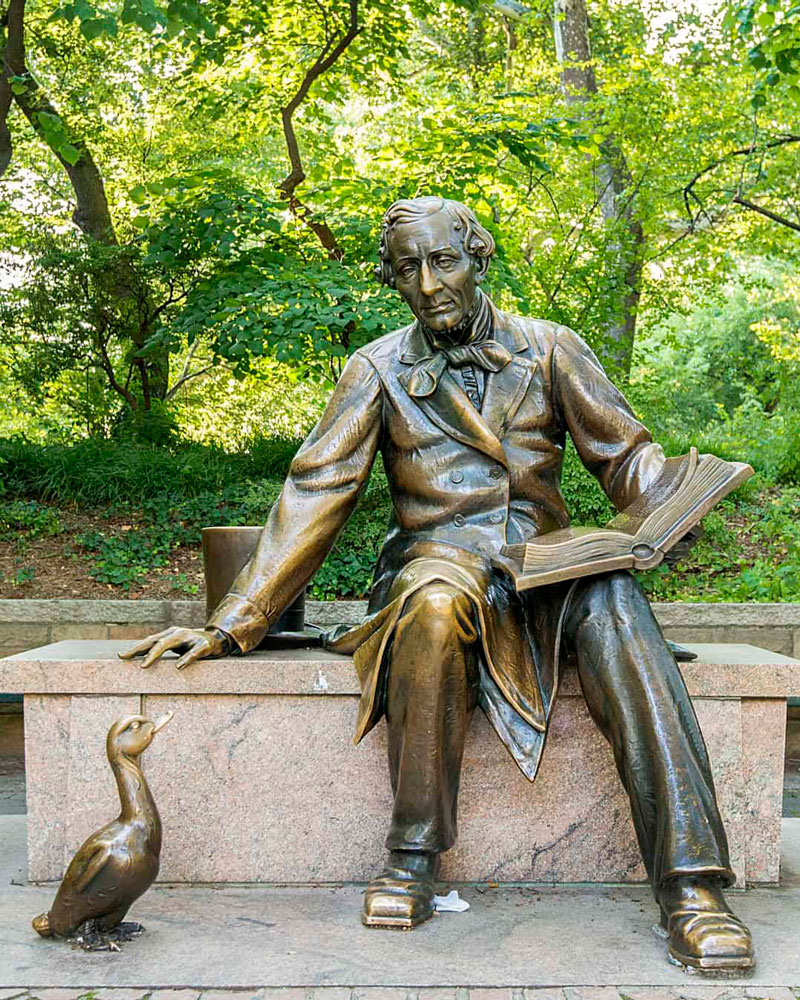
[361,911,434,930]
[651,924,754,972]
[667,946,755,972]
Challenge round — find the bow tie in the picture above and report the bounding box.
[406,340,513,398]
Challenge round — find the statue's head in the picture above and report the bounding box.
[377,197,496,333]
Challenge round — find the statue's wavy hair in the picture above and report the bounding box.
[375,196,496,287]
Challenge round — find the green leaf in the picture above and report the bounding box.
[129,185,148,205]
[80,18,105,40]
[58,143,81,165]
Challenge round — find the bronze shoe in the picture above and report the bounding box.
[658,875,755,971]
[361,850,439,929]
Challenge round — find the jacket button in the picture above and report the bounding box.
[489,512,504,523]
[453,513,466,527]
[450,471,464,484]
[489,466,504,479]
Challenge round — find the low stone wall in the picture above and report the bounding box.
[2,597,800,659]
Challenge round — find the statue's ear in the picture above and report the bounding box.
[475,254,490,285]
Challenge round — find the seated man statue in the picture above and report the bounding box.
[123,196,754,971]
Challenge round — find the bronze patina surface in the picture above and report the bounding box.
[32,711,172,950]
[202,526,308,637]
[121,197,754,970]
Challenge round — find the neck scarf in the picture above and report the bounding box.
[407,291,512,398]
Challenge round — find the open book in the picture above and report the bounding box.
[498,448,753,591]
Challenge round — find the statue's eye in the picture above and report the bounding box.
[130,721,141,731]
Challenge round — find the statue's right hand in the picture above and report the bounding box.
[118,627,227,671]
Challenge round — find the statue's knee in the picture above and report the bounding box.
[407,582,468,618]
[578,570,647,622]
[405,583,476,641]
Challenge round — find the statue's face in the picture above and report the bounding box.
[387,211,485,333]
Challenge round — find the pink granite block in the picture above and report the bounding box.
[5,640,800,697]
[143,694,393,883]
[26,690,755,886]
[445,699,645,884]
[741,698,786,883]
[16,641,789,886]
[24,695,72,881]
[692,698,746,886]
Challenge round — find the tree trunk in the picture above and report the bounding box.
[0,15,12,177]
[553,0,644,376]
[1,0,169,408]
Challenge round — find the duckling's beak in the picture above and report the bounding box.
[151,710,174,734]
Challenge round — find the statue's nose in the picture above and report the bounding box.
[419,262,442,296]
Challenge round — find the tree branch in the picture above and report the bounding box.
[553,0,643,374]
[681,134,800,229]
[732,195,800,233]
[164,364,214,401]
[278,0,361,260]
[3,0,116,243]
[94,325,137,410]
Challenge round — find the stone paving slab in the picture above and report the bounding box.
[1,988,800,999]
[3,817,800,992]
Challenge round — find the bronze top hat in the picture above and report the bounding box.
[202,526,322,647]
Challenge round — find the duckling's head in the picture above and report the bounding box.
[107,711,174,761]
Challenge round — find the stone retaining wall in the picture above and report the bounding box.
[2,598,800,660]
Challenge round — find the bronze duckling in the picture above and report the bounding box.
[32,710,173,949]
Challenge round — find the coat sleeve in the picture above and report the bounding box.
[207,352,383,652]
[551,325,666,511]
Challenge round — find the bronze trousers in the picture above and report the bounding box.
[383,569,733,891]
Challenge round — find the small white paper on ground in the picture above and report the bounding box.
[434,890,470,913]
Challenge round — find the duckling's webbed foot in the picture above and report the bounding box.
[72,919,144,951]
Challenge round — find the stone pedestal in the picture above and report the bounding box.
[2,640,797,886]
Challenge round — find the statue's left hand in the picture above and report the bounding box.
[664,524,704,567]
[118,627,227,671]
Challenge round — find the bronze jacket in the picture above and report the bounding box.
[208,297,666,778]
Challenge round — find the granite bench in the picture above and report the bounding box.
[2,639,798,887]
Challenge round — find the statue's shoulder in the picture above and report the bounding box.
[494,309,565,354]
[355,322,415,368]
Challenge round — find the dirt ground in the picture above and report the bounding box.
[0,508,206,600]
[0,497,787,601]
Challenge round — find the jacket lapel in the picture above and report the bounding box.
[481,311,536,439]
[397,305,535,464]
[397,321,508,467]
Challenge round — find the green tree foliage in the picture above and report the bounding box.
[0,0,798,485]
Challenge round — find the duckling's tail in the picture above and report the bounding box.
[32,912,53,937]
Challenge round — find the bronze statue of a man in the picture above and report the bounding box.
[123,197,754,971]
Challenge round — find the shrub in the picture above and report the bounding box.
[0,436,303,506]
[1,436,797,602]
